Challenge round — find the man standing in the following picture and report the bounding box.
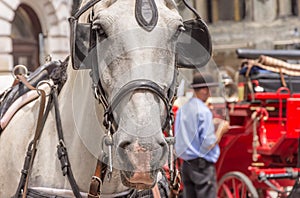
[174,72,229,198]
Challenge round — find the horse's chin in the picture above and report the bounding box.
[120,170,157,190]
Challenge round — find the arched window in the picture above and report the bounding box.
[207,0,245,23]
[11,4,42,71]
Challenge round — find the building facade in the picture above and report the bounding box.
[0,0,71,91]
[194,0,300,71]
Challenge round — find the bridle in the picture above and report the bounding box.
[69,0,179,196]
[89,14,178,198]
[70,0,211,196]
[101,79,176,131]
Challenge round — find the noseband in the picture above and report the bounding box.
[102,79,175,131]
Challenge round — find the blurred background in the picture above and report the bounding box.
[0,0,299,93]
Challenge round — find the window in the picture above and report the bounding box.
[292,0,299,16]
[207,0,245,23]
[11,4,42,71]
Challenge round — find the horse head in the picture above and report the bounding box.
[73,0,212,190]
[74,0,184,189]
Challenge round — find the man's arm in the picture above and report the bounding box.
[214,118,229,144]
[207,118,229,150]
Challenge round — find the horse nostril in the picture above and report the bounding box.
[117,141,131,162]
[159,141,167,148]
[119,141,131,150]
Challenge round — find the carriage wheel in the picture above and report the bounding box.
[217,171,259,198]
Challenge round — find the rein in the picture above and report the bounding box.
[14,75,47,198]
[13,74,82,198]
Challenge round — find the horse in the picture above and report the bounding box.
[0,0,211,197]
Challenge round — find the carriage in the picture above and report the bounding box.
[216,49,300,198]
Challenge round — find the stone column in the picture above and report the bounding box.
[253,0,277,22]
[278,0,292,17]
[297,0,300,16]
[194,0,208,21]
[211,0,219,23]
[0,1,15,72]
[244,0,254,21]
[234,0,240,21]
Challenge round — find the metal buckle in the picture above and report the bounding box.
[104,126,113,181]
[91,176,103,196]
[36,80,54,97]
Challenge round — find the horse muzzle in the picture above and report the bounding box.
[114,137,168,189]
[120,169,156,189]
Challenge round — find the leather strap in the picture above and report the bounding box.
[14,77,82,198]
[169,168,181,198]
[73,0,102,19]
[13,75,47,198]
[52,90,82,198]
[14,87,54,198]
[182,0,201,19]
[151,184,161,198]
[104,79,172,131]
[279,68,287,87]
[88,158,107,198]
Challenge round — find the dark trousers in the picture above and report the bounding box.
[181,158,217,198]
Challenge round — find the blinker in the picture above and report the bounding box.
[176,0,212,69]
[69,0,102,70]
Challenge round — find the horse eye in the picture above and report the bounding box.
[178,25,186,32]
[98,27,106,36]
[92,25,107,39]
[92,19,107,36]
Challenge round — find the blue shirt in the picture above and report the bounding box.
[174,97,220,163]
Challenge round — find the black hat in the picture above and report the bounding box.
[190,72,219,89]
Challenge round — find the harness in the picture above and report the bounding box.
[0,61,65,133]
[4,58,83,198]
